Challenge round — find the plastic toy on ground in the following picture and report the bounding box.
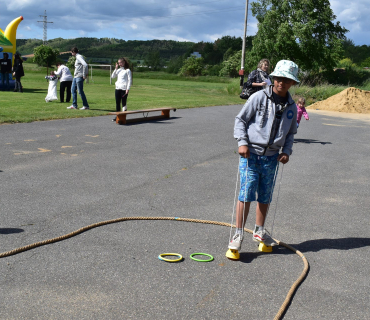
[190,253,214,262]
[258,242,273,252]
[158,253,183,262]
[225,248,240,260]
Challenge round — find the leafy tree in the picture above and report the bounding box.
[247,0,348,72]
[337,58,356,68]
[360,57,370,68]
[144,51,162,70]
[33,45,59,70]
[166,56,185,74]
[342,38,370,64]
[179,56,204,76]
[219,50,242,77]
[66,55,76,70]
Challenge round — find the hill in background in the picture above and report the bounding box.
[16,38,195,63]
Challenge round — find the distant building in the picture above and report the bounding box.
[190,52,201,58]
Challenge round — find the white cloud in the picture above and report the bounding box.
[25,26,31,31]
[130,24,138,30]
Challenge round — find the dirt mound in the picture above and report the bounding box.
[307,87,370,114]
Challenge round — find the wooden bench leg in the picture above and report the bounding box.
[161,110,170,118]
[116,113,127,125]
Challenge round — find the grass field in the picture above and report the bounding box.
[1,63,369,124]
[0,64,242,124]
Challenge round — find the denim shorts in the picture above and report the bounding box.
[238,153,279,204]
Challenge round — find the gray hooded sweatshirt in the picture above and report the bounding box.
[234,85,297,156]
[74,53,88,78]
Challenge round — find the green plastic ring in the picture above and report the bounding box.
[190,253,214,262]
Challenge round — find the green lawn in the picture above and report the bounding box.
[0,64,242,124]
[2,63,369,124]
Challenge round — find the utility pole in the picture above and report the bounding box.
[37,10,53,45]
[239,0,249,89]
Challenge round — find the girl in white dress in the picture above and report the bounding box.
[45,71,58,102]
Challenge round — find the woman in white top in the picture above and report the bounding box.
[111,58,132,118]
[55,62,73,103]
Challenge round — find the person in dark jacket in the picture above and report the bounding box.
[0,53,12,91]
[244,59,271,97]
[12,53,24,92]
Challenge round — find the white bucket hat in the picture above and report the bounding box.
[270,60,300,83]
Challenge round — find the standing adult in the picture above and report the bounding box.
[0,53,12,91]
[12,53,24,93]
[111,57,132,121]
[67,47,89,110]
[55,62,73,103]
[244,59,271,97]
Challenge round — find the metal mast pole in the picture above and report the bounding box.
[37,10,54,75]
[239,0,249,89]
[37,10,53,45]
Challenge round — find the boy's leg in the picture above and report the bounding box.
[236,201,251,229]
[253,203,278,246]
[228,201,250,250]
[70,78,78,108]
[252,155,279,246]
[76,77,89,108]
[229,155,258,250]
[256,202,269,226]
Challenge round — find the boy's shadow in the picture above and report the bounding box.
[0,228,24,234]
[239,237,370,263]
[294,138,332,145]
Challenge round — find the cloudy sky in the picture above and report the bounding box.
[0,0,369,46]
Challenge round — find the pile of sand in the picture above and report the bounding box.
[307,87,370,114]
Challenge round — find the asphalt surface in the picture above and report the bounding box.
[1,106,369,319]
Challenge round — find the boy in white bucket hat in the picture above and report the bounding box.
[229,60,299,251]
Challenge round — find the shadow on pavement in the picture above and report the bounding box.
[0,228,24,235]
[291,237,370,252]
[294,138,332,145]
[237,237,370,263]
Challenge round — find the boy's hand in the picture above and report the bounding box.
[238,145,250,158]
[278,153,289,164]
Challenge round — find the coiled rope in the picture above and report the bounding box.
[0,216,309,320]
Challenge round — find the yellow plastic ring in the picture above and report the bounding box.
[158,253,183,262]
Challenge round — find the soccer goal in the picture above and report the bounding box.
[87,64,113,85]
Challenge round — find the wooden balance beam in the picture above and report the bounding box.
[109,107,177,125]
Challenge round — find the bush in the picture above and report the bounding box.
[23,57,34,63]
[166,56,184,74]
[322,66,370,86]
[204,64,222,76]
[337,58,356,68]
[218,50,241,78]
[360,57,370,68]
[179,56,204,76]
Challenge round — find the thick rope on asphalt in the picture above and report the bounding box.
[0,216,309,320]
